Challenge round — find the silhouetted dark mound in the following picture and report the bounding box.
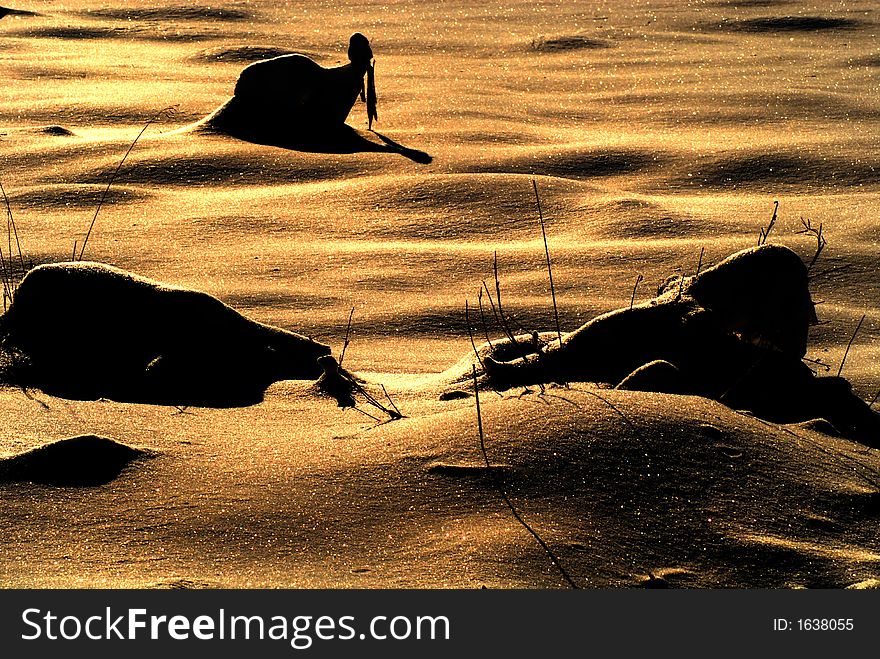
[0,435,149,486]
[201,33,376,145]
[471,245,880,447]
[197,34,430,163]
[0,262,331,406]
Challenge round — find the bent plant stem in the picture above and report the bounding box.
[758,199,778,246]
[477,288,493,350]
[810,263,850,282]
[630,274,643,310]
[493,252,518,347]
[796,217,826,272]
[338,306,355,367]
[380,383,402,417]
[533,180,562,347]
[350,404,381,423]
[330,311,402,421]
[802,356,831,374]
[465,299,486,371]
[751,415,880,490]
[472,365,579,589]
[77,105,178,262]
[342,371,403,421]
[492,252,533,364]
[0,180,25,273]
[0,179,26,309]
[481,280,501,329]
[837,314,866,378]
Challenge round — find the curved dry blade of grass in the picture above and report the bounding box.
[758,199,778,246]
[472,365,579,589]
[532,179,562,347]
[630,274,643,310]
[77,106,179,262]
[837,313,866,378]
[338,306,355,367]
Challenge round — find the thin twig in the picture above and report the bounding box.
[492,252,531,363]
[465,299,485,370]
[472,365,578,589]
[477,288,494,349]
[482,280,501,329]
[340,371,403,421]
[349,405,381,422]
[78,105,178,261]
[0,179,25,309]
[801,356,831,373]
[750,415,880,489]
[380,383,402,417]
[493,252,520,348]
[758,199,778,246]
[19,385,50,411]
[0,239,11,310]
[0,180,25,272]
[837,314,865,378]
[533,180,562,347]
[795,217,826,271]
[630,274,643,310]
[696,246,705,276]
[338,306,355,367]
[809,263,851,282]
[718,354,766,404]
[580,388,643,441]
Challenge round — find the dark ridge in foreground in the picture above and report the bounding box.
[0,435,150,486]
[707,16,863,33]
